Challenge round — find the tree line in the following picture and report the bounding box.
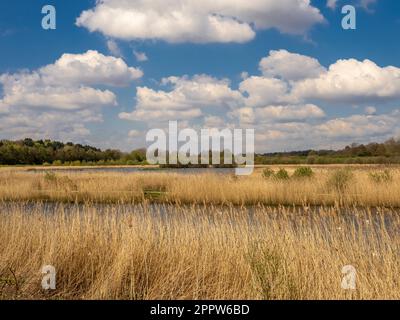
[1,137,400,166]
[0,138,146,165]
[256,138,400,165]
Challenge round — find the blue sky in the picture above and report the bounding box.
[1,0,399,152]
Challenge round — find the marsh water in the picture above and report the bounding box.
[1,201,399,239]
[26,167,236,175]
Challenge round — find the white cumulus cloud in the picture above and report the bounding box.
[292,58,400,103]
[239,76,293,107]
[77,0,325,44]
[316,112,399,139]
[231,104,325,125]
[119,75,244,123]
[0,50,142,142]
[40,50,142,86]
[259,49,326,81]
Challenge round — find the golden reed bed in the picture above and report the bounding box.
[0,203,399,300]
[0,166,399,206]
[0,167,399,300]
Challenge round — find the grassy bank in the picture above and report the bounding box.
[0,203,398,300]
[0,166,400,207]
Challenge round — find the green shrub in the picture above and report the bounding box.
[262,168,290,180]
[275,168,290,180]
[293,167,314,179]
[247,243,299,300]
[52,160,63,166]
[306,156,317,164]
[44,171,57,182]
[327,169,354,192]
[262,168,275,179]
[369,169,393,183]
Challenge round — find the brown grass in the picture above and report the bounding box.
[0,166,399,207]
[1,166,399,300]
[0,202,398,300]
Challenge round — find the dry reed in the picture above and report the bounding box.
[0,203,399,300]
[0,166,399,207]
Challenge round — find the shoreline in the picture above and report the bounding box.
[1,163,400,172]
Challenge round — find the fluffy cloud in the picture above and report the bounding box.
[250,51,400,104]
[120,108,202,122]
[0,50,141,141]
[0,50,142,111]
[327,0,378,10]
[0,109,100,142]
[39,50,142,86]
[316,111,399,139]
[77,0,324,44]
[259,50,326,81]
[245,51,400,150]
[120,51,400,134]
[252,110,400,152]
[239,76,292,107]
[113,49,400,152]
[159,75,243,109]
[133,50,148,62]
[292,59,400,103]
[119,75,243,123]
[0,84,116,111]
[231,104,325,126]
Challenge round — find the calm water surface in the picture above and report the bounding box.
[1,202,398,239]
[26,167,236,175]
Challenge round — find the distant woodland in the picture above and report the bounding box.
[0,138,146,166]
[256,138,400,164]
[1,138,400,166]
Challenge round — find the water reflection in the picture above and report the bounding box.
[26,167,236,175]
[1,202,398,240]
